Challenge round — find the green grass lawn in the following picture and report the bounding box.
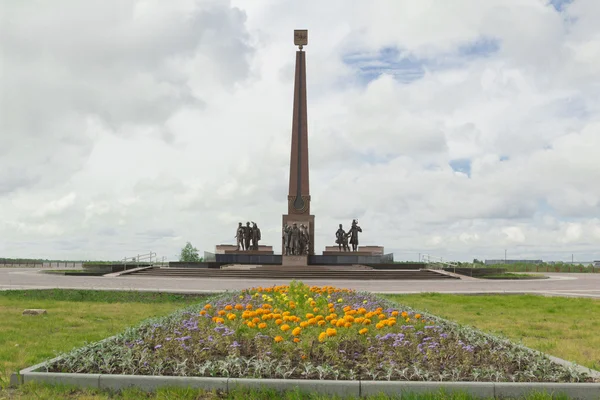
[2,382,571,400]
[384,293,600,371]
[0,289,205,389]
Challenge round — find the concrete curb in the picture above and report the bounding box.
[11,366,600,399]
[104,266,154,277]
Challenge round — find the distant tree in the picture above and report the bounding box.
[179,242,202,262]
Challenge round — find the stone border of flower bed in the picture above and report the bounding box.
[11,354,600,399]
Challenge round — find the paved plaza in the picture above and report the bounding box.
[1,267,599,298]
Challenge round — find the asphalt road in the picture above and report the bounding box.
[1,267,599,298]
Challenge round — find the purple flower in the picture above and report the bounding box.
[154,344,162,349]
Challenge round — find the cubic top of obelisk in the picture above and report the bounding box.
[294,30,308,50]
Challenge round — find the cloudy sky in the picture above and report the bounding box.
[1,0,599,262]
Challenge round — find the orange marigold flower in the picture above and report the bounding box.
[391,311,399,317]
[375,322,384,329]
[224,305,233,311]
[318,332,327,342]
[227,313,236,320]
[308,318,317,325]
[315,315,324,321]
[359,328,368,335]
[344,322,352,328]
[252,317,260,324]
[246,304,253,310]
[326,328,337,337]
[204,304,212,310]
[299,321,308,328]
[292,327,302,336]
[306,313,314,319]
[218,310,226,316]
[313,307,320,313]
[274,336,283,343]
[235,304,244,310]
[336,319,345,328]
[199,310,206,316]
[275,319,283,325]
[293,338,301,343]
[415,314,421,319]
[378,314,386,320]
[280,324,291,332]
[247,322,256,328]
[318,320,326,326]
[363,319,371,325]
[401,311,408,318]
[258,323,267,329]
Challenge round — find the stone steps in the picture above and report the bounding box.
[126,267,457,280]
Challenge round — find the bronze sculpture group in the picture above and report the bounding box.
[282,222,310,255]
[235,221,261,251]
[233,219,363,254]
[335,219,362,252]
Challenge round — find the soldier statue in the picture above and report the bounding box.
[290,223,301,255]
[301,224,310,255]
[243,221,252,251]
[298,224,306,255]
[251,222,261,250]
[235,222,245,251]
[347,219,362,252]
[335,224,348,252]
[282,223,292,255]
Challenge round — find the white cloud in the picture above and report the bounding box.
[1,0,599,262]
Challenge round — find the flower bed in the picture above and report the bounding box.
[49,281,593,382]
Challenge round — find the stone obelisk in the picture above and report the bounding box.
[282,30,315,265]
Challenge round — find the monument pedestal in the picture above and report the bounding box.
[216,245,274,255]
[224,250,274,255]
[323,251,380,256]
